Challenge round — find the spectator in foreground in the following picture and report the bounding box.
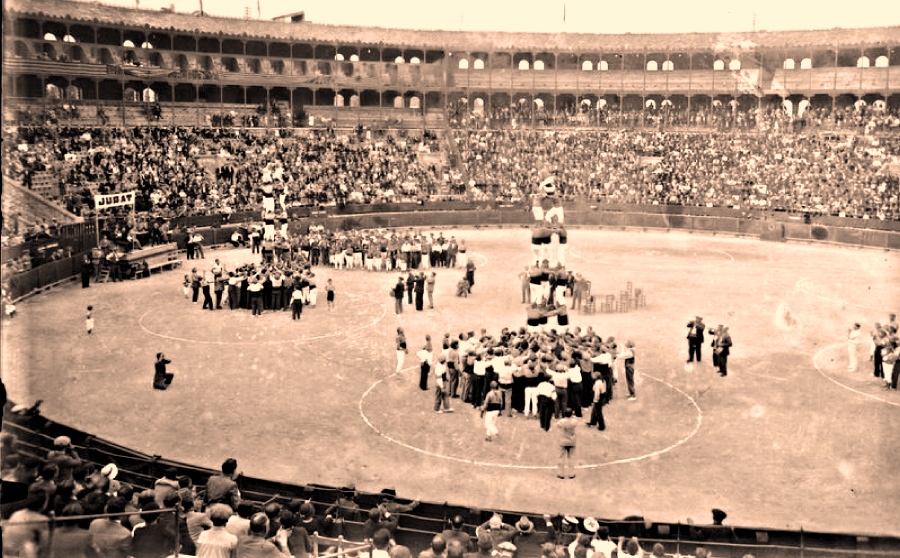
[196,503,239,558]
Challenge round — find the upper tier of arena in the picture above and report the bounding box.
[8,0,900,53]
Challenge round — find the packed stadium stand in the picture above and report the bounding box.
[2,0,900,556]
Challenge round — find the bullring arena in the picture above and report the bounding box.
[2,0,900,557]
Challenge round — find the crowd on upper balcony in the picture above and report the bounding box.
[454,124,900,219]
[448,98,900,134]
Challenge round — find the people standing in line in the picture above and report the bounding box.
[847,323,862,372]
[214,273,226,310]
[190,268,201,304]
[556,409,578,479]
[248,277,264,316]
[153,352,174,390]
[620,340,636,401]
[710,325,722,371]
[686,316,706,363]
[396,328,408,373]
[414,272,425,312]
[481,381,503,441]
[406,272,415,305]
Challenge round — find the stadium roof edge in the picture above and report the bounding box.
[7,0,900,52]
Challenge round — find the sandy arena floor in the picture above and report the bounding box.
[2,227,899,536]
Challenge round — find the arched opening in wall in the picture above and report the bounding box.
[271,60,285,75]
[247,86,267,107]
[98,80,121,101]
[123,39,135,48]
[887,93,900,111]
[350,54,359,62]
[199,84,220,103]
[175,54,190,73]
[68,45,87,62]
[857,56,870,68]
[783,58,795,70]
[43,33,58,41]
[473,98,485,113]
[63,34,76,43]
[518,59,530,70]
[72,79,96,100]
[394,56,405,64]
[800,58,812,69]
[122,50,138,65]
[248,59,262,74]
[875,55,889,67]
[473,59,485,70]
[425,91,442,109]
[141,41,154,49]
[598,60,609,71]
[533,98,544,109]
[334,94,345,107]
[293,87,314,108]
[43,43,57,60]
[360,90,379,107]
[534,60,545,70]
[409,96,421,109]
[175,83,195,103]
[393,96,405,108]
[662,60,674,71]
[349,95,360,107]
[124,87,139,102]
[65,84,83,100]
[14,41,30,58]
[222,86,244,104]
[142,88,157,103]
[16,75,43,98]
[223,57,240,73]
[97,48,118,66]
[729,60,741,70]
[293,60,308,75]
[713,59,725,71]
[458,59,469,70]
[646,60,658,71]
[46,83,62,100]
[147,52,164,67]
[334,53,345,61]
[410,57,421,64]
[199,56,214,72]
[582,61,593,71]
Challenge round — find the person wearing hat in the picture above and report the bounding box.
[47,436,81,483]
[686,316,706,364]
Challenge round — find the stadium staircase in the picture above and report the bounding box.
[1,178,83,232]
[3,407,900,558]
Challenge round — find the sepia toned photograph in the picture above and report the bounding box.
[1,1,899,556]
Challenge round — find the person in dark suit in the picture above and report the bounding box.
[131,503,177,558]
[716,327,733,377]
[153,353,174,390]
[686,316,706,363]
[80,255,93,288]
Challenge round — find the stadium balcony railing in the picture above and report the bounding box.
[3,409,900,557]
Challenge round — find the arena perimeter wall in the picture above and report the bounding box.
[5,208,900,301]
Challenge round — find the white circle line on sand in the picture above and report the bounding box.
[812,342,899,408]
[359,372,703,470]
[568,247,733,268]
[138,295,387,345]
[467,252,489,268]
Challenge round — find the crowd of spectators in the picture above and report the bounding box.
[2,125,442,220]
[455,129,900,218]
[448,99,900,134]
